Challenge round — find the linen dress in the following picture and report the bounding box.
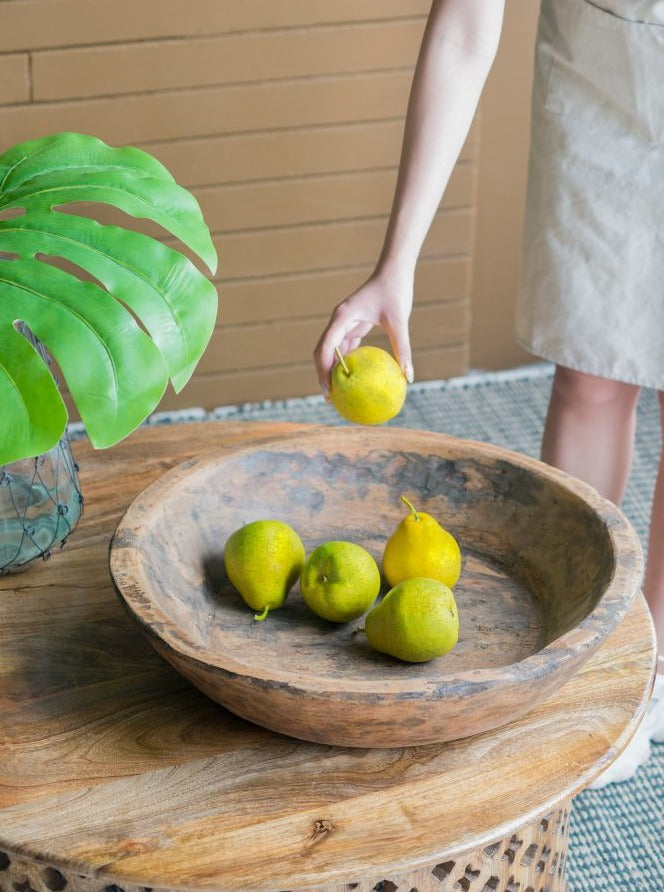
[515,0,664,389]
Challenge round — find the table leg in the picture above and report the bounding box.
[0,802,570,892]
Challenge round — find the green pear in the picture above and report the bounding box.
[224,519,305,620]
[300,540,380,623]
[365,577,459,662]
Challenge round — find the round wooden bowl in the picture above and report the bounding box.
[109,426,643,747]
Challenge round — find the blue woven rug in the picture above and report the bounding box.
[144,362,663,892]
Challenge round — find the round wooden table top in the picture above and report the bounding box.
[0,422,656,892]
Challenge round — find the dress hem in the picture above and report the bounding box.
[512,331,664,393]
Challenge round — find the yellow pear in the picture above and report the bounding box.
[224,519,305,620]
[365,577,459,662]
[383,496,461,588]
[300,540,380,623]
[329,345,407,425]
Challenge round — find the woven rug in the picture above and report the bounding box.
[144,362,663,892]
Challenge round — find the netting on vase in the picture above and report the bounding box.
[1,323,84,574]
[0,435,83,573]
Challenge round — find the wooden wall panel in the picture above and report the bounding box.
[0,53,29,105]
[214,211,474,282]
[32,20,425,101]
[144,120,476,190]
[0,1,430,52]
[470,3,539,371]
[1,0,481,415]
[202,303,468,377]
[0,70,417,147]
[220,258,471,327]
[198,163,474,236]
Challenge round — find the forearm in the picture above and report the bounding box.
[312,0,505,390]
[378,0,505,276]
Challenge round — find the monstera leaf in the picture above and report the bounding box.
[0,132,218,464]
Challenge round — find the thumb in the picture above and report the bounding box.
[388,323,414,384]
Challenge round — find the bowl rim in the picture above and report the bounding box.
[109,425,644,698]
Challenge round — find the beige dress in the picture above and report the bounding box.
[515,0,664,389]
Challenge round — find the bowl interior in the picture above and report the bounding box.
[112,427,640,690]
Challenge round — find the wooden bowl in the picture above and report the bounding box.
[109,426,643,747]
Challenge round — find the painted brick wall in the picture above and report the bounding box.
[0,1,478,410]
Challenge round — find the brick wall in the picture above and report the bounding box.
[0,1,479,410]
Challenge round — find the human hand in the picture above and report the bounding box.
[313,269,414,397]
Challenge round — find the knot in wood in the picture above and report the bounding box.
[310,819,334,841]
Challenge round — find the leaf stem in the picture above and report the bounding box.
[400,495,419,522]
[334,346,350,377]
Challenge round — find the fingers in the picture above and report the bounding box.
[314,314,413,397]
[313,307,367,396]
[314,274,415,395]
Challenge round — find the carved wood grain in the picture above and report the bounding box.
[0,422,656,892]
[110,425,644,747]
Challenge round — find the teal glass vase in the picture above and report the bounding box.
[0,324,83,574]
[0,434,83,574]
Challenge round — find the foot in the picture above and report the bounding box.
[588,659,663,789]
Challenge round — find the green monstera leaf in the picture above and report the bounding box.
[0,132,218,464]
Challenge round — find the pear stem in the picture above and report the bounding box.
[254,605,270,621]
[334,346,350,377]
[400,495,419,522]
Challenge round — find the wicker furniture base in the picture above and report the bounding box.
[0,804,569,892]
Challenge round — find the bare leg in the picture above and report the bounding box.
[541,365,640,505]
[542,367,664,784]
[642,391,664,666]
[542,365,662,665]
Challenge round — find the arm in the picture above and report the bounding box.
[314,0,505,394]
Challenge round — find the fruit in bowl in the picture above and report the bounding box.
[224,519,305,620]
[110,426,643,747]
[383,496,461,589]
[300,540,381,623]
[365,577,459,663]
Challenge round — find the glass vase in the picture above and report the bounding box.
[0,434,83,574]
[0,323,83,574]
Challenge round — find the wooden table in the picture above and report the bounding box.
[0,422,656,892]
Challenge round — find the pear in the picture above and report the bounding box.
[300,540,380,623]
[224,519,305,620]
[365,577,459,662]
[329,346,407,425]
[383,496,461,589]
